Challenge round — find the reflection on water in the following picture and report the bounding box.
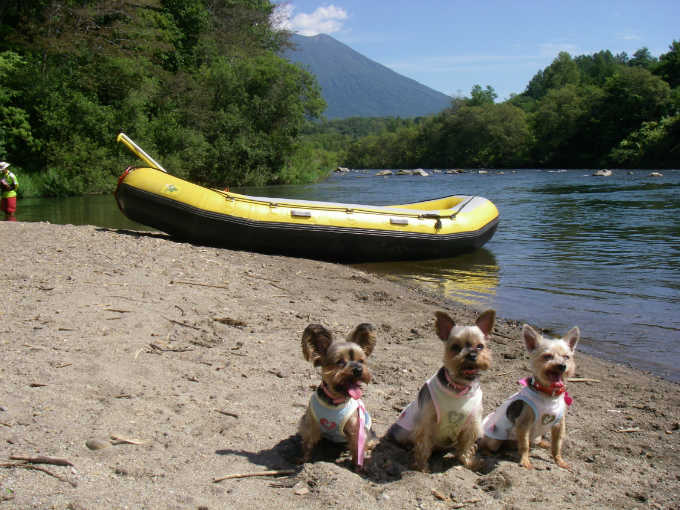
[19,194,153,231]
[355,249,499,307]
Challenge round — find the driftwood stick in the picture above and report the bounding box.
[214,409,239,418]
[9,455,73,466]
[21,464,77,487]
[162,316,204,331]
[110,434,145,445]
[213,469,297,483]
[243,272,288,292]
[213,317,247,327]
[149,343,194,353]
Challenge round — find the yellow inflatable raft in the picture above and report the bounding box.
[114,135,499,262]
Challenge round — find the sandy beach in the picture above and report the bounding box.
[1,221,678,509]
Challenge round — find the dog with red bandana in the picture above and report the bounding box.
[481,323,579,469]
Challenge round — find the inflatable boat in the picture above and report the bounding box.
[114,135,499,262]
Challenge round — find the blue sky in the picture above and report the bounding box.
[273,1,679,101]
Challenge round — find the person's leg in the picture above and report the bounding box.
[1,197,17,221]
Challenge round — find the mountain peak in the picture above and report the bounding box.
[284,33,451,119]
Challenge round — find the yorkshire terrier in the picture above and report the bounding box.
[298,322,376,469]
[388,310,495,472]
[480,323,579,469]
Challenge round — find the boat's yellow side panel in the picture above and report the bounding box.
[123,167,499,236]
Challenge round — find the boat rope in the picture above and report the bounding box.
[213,189,475,224]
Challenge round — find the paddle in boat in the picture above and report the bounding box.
[114,133,499,262]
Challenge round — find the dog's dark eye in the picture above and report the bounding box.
[450,344,462,354]
[563,355,570,360]
[542,353,554,360]
[476,344,484,350]
[336,360,346,367]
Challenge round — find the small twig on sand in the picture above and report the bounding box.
[431,488,447,500]
[29,383,48,388]
[215,409,239,418]
[9,455,73,467]
[213,317,247,328]
[110,435,145,445]
[149,343,194,353]
[170,280,230,290]
[162,316,204,331]
[243,272,288,292]
[1,463,77,487]
[568,378,601,383]
[213,469,297,483]
[617,427,640,433]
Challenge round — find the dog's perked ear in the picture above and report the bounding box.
[434,311,456,342]
[347,323,376,357]
[564,326,580,351]
[475,309,496,337]
[522,324,541,353]
[301,324,333,366]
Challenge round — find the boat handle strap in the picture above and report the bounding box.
[419,213,451,230]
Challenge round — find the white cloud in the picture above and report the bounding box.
[273,4,348,36]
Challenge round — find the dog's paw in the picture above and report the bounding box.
[554,457,571,471]
[519,458,534,470]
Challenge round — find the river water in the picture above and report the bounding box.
[15,169,680,382]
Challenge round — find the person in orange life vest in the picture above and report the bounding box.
[0,162,19,221]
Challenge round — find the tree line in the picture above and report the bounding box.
[0,0,329,197]
[331,46,680,170]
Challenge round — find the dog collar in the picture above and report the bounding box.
[320,383,348,405]
[443,368,472,395]
[520,377,572,406]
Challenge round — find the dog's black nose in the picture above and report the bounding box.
[557,363,567,372]
[466,351,478,361]
[352,364,363,377]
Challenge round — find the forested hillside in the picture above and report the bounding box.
[0,0,329,196]
[332,47,680,170]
